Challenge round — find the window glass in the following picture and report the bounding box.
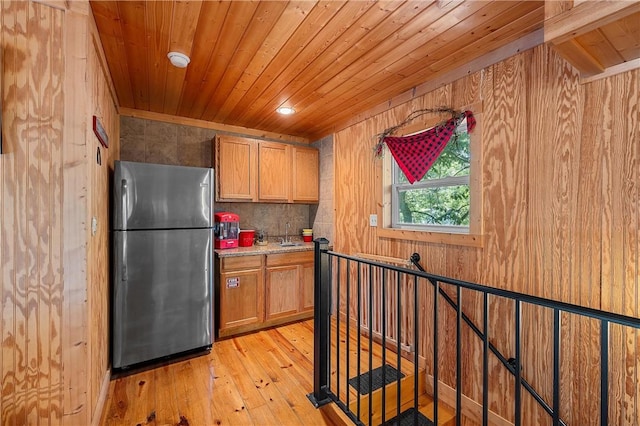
[392,118,470,231]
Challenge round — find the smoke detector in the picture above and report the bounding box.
[167,52,190,68]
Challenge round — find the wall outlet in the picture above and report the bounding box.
[369,214,378,227]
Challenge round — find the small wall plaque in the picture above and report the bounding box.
[93,115,109,148]
[226,277,239,288]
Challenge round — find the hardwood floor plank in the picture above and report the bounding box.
[153,364,180,426]
[173,357,217,425]
[106,369,156,425]
[245,331,326,421]
[230,333,309,424]
[212,338,267,411]
[275,320,316,362]
[101,319,419,425]
[261,328,315,389]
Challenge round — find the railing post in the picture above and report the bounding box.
[308,238,331,407]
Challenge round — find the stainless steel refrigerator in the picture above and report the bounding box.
[111,160,214,369]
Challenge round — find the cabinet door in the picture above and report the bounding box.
[219,268,264,331]
[300,262,315,312]
[258,142,291,201]
[292,146,319,203]
[265,265,300,320]
[214,135,257,201]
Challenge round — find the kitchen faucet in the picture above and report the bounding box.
[280,222,291,244]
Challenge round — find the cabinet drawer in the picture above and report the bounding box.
[267,250,314,267]
[222,255,263,271]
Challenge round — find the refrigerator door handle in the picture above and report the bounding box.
[121,179,128,229]
[122,264,128,282]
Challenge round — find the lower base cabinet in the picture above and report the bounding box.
[265,251,314,320]
[217,250,314,337]
[265,265,300,320]
[217,255,264,337]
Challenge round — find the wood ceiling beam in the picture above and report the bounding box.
[552,38,605,76]
[544,1,640,45]
[119,107,309,144]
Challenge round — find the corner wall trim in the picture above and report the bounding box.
[92,369,112,426]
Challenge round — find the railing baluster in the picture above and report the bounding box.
[553,308,561,426]
[396,270,402,423]
[483,292,489,426]
[381,268,387,425]
[368,264,374,426]
[356,261,362,422]
[433,278,439,424]
[600,320,609,426]
[336,259,342,402]
[345,259,351,411]
[456,286,462,426]
[414,275,419,426]
[515,300,522,426]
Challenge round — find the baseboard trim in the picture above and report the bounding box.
[425,373,513,426]
[92,369,112,426]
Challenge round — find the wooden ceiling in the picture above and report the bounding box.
[90,1,639,141]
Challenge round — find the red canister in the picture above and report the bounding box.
[238,230,255,247]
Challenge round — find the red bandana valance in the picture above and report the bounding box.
[383,110,475,184]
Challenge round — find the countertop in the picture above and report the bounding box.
[215,241,314,257]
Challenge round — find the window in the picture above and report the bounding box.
[391,118,470,233]
[379,109,482,247]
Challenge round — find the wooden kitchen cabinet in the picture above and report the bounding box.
[266,251,315,318]
[292,146,319,203]
[217,255,264,337]
[300,261,315,312]
[214,135,319,203]
[265,265,300,320]
[217,250,314,337]
[258,141,291,202]
[213,135,258,202]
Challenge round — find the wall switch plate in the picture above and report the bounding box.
[369,214,378,227]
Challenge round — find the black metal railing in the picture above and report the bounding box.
[308,239,640,426]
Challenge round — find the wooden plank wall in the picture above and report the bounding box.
[1,1,119,424]
[87,7,119,425]
[334,43,638,424]
[1,2,66,423]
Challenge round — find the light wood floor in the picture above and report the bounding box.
[101,319,416,426]
[101,318,420,426]
[101,319,323,425]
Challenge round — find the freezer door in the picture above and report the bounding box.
[112,228,213,369]
[113,161,213,230]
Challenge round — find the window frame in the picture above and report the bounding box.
[379,103,483,247]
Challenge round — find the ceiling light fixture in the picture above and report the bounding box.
[276,106,296,115]
[167,51,190,68]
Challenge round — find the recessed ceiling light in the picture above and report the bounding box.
[276,106,296,115]
[167,51,190,68]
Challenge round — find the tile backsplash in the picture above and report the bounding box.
[215,202,309,243]
[119,116,333,243]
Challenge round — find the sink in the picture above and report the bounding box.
[279,242,303,246]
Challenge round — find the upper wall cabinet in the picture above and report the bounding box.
[292,146,319,203]
[214,135,258,201]
[214,135,319,204]
[258,141,291,202]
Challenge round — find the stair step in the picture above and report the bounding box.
[349,371,425,422]
[413,395,456,426]
[319,402,354,426]
[346,370,456,426]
